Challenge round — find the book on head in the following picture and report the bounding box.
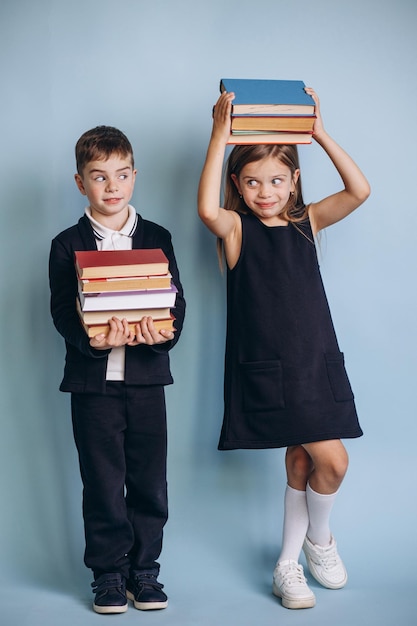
[231,115,315,133]
[220,78,315,115]
[227,132,312,145]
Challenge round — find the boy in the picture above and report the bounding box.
[49,126,185,614]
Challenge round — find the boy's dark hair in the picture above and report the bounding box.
[75,125,134,175]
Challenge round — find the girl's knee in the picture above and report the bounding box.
[325,454,348,487]
[325,450,349,491]
[330,443,349,479]
[303,440,349,491]
[286,446,313,488]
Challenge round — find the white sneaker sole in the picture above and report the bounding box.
[126,590,168,610]
[272,582,316,609]
[93,602,128,614]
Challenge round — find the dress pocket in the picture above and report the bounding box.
[325,352,354,402]
[240,360,285,412]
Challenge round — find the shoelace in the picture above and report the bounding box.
[279,563,307,587]
[312,545,340,571]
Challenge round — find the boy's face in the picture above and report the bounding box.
[75,154,137,230]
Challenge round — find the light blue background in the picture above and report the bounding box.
[1,1,416,624]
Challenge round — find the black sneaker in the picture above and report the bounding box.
[91,572,128,614]
[126,569,168,610]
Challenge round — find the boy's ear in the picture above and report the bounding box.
[74,173,87,195]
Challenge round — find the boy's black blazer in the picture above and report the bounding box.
[49,214,185,394]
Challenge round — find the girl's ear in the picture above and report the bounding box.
[291,168,300,192]
[230,173,242,195]
[74,173,87,195]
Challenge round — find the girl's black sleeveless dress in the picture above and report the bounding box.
[218,212,363,450]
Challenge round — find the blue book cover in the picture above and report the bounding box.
[220,79,315,114]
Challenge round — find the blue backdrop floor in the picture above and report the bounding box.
[2,459,415,626]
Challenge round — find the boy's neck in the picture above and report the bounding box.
[89,206,130,232]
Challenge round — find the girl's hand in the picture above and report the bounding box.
[90,316,135,349]
[128,316,175,346]
[211,91,235,145]
[304,87,325,138]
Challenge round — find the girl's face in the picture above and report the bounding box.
[231,156,299,226]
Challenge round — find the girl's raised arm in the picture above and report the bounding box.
[198,92,240,241]
[306,88,371,236]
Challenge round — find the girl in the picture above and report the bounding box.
[197,88,370,610]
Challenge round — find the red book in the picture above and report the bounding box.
[75,249,169,279]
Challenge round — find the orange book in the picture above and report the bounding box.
[79,273,172,293]
[231,115,315,133]
[79,313,176,338]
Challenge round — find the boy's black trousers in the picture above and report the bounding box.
[71,382,168,580]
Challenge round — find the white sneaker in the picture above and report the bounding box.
[272,560,316,609]
[303,535,347,589]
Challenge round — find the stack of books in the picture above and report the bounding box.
[75,249,176,337]
[219,78,316,145]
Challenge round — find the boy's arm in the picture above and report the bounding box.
[307,88,371,236]
[49,237,111,359]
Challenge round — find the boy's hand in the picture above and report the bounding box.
[128,316,175,346]
[90,316,135,349]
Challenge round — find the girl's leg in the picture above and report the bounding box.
[302,439,348,545]
[301,439,349,589]
[302,439,348,495]
[277,446,312,562]
[306,483,338,546]
[273,446,316,609]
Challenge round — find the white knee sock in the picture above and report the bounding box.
[306,482,338,546]
[277,485,309,563]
